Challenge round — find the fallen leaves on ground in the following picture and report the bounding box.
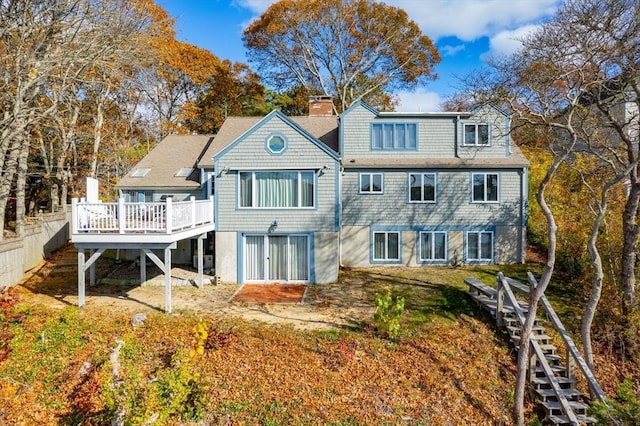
[0,301,518,425]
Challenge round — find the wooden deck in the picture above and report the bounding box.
[71,196,215,244]
[71,197,216,313]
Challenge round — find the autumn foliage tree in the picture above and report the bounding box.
[243,0,440,112]
[0,0,161,237]
[181,61,265,134]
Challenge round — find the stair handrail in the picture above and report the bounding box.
[498,273,580,425]
[505,274,608,404]
[525,272,608,404]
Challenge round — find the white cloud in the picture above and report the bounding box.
[482,24,539,60]
[232,0,276,16]
[387,0,559,41]
[233,0,559,43]
[395,89,442,112]
[440,43,465,57]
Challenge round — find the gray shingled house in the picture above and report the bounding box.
[74,97,529,291]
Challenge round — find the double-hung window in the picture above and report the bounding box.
[359,173,383,194]
[409,173,436,202]
[472,173,499,202]
[419,231,447,261]
[239,171,314,208]
[373,231,400,262]
[371,123,417,150]
[467,231,493,262]
[464,123,490,146]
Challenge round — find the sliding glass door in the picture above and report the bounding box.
[244,234,310,282]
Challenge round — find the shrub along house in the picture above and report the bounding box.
[72,97,529,309]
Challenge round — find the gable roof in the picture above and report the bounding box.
[198,112,339,167]
[116,134,213,189]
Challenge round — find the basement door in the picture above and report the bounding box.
[244,234,310,283]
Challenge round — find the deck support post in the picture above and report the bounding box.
[140,249,146,285]
[78,249,85,307]
[164,247,172,313]
[143,245,175,313]
[196,235,204,289]
[89,249,96,286]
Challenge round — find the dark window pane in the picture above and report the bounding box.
[423,174,435,201]
[473,174,485,201]
[434,233,446,259]
[465,124,476,145]
[478,124,489,145]
[372,174,382,192]
[387,233,399,259]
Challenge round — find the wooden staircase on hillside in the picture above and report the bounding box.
[464,274,608,426]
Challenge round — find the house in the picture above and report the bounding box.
[339,101,529,267]
[195,105,341,285]
[72,97,529,296]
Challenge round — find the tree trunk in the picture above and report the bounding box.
[91,87,109,178]
[14,135,30,236]
[514,148,565,426]
[0,135,23,240]
[620,178,639,313]
[582,196,607,375]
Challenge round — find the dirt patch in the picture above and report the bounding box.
[231,284,306,304]
[14,246,377,330]
[15,245,480,331]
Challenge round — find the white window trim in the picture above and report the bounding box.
[206,171,215,198]
[238,170,316,209]
[408,172,437,203]
[466,231,494,262]
[418,231,447,261]
[359,172,384,194]
[266,133,287,155]
[462,123,491,147]
[471,172,500,203]
[372,231,401,261]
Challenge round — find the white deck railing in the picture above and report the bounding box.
[72,196,214,234]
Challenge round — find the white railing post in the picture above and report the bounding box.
[71,198,78,233]
[118,198,126,234]
[190,196,196,228]
[166,197,173,234]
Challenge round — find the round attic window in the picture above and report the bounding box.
[267,134,287,154]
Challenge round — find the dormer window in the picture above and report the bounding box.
[371,123,417,150]
[131,168,150,177]
[463,123,490,146]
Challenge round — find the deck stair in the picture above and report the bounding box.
[464,275,608,425]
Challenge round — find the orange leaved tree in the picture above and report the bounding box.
[243,0,440,112]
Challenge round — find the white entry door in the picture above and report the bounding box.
[244,235,309,282]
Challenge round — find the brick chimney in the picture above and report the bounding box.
[309,96,334,116]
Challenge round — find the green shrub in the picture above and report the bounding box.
[373,288,405,341]
[591,380,640,425]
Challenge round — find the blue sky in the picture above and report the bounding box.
[160,0,561,111]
